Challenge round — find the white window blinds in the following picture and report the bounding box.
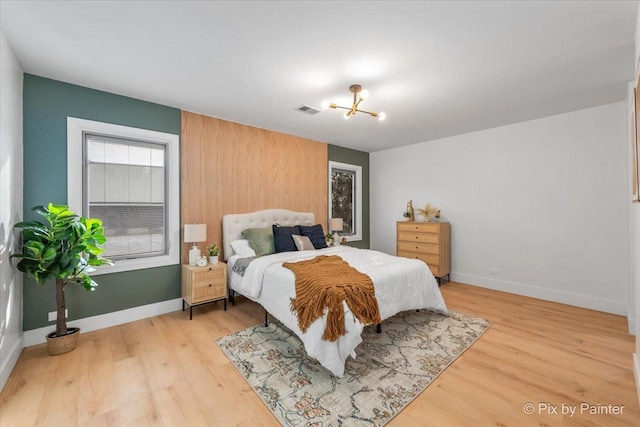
[84,134,167,260]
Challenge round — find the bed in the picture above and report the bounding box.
[222,209,448,377]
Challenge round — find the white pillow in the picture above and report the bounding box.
[230,239,257,257]
[292,235,315,251]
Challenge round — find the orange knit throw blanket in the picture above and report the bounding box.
[283,255,381,342]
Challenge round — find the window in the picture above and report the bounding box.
[328,161,362,242]
[68,118,179,274]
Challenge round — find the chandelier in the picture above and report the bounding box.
[321,84,386,121]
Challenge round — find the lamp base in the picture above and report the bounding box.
[189,246,201,266]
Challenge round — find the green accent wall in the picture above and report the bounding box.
[328,145,370,249]
[23,74,181,330]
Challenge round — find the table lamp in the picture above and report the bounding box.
[184,223,207,265]
[330,218,344,244]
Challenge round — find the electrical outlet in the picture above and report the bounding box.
[489,267,502,275]
[48,309,68,322]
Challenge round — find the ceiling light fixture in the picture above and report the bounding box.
[321,84,386,121]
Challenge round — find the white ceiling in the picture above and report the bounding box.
[1,1,637,153]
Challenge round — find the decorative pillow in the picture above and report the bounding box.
[292,235,315,251]
[299,224,328,249]
[241,228,275,257]
[230,239,257,258]
[272,224,301,253]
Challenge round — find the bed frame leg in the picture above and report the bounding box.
[376,323,381,334]
[264,310,268,327]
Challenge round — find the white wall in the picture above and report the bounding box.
[0,30,24,392]
[371,102,629,316]
[632,1,640,405]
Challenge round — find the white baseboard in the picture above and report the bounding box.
[0,335,24,392]
[23,298,182,347]
[634,353,640,408]
[629,316,637,336]
[451,272,626,316]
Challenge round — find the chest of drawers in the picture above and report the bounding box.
[396,221,450,283]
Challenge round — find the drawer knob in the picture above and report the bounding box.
[208,284,212,287]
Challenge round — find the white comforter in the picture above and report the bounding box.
[227,246,448,377]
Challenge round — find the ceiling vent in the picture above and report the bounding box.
[295,104,322,115]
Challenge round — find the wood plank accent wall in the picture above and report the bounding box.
[181,111,328,262]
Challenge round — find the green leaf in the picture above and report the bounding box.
[42,246,57,261]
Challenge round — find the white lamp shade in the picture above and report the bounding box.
[184,223,207,243]
[330,218,344,233]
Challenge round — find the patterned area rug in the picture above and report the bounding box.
[216,310,490,426]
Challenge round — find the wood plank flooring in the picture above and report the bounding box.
[1,282,638,426]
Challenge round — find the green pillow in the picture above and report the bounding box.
[241,227,275,257]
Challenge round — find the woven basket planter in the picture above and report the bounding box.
[46,327,80,356]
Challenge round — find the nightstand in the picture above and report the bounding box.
[181,262,227,319]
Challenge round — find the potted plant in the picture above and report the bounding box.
[11,203,112,355]
[402,210,412,220]
[325,233,334,246]
[206,243,219,263]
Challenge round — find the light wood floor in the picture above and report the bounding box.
[1,282,639,426]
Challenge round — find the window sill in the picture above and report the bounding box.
[91,254,180,275]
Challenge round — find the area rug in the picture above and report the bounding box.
[216,310,490,426]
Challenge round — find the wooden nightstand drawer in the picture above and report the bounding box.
[194,282,226,301]
[194,268,225,285]
[397,231,440,244]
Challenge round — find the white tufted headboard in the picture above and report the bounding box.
[221,209,316,260]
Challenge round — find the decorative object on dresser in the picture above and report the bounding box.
[406,200,415,221]
[416,202,441,222]
[206,243,219,264]
[182,262,227,319]
[396,221,451,284]
[184,223,207,266]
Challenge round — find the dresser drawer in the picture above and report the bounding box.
[397,250,440,266]
[397,231,440,244]
[397,222,440,233]
[397,241,440,255]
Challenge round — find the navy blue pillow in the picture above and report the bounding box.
[299,224,327,249]
[272,224,301,253]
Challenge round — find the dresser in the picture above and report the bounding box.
[182,262,227,319]
[396,221,450,283]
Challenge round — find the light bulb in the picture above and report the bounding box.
[378,112,386,121]
[321,100,330,110]
[344,111,351,120]
[359,89,370,100]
